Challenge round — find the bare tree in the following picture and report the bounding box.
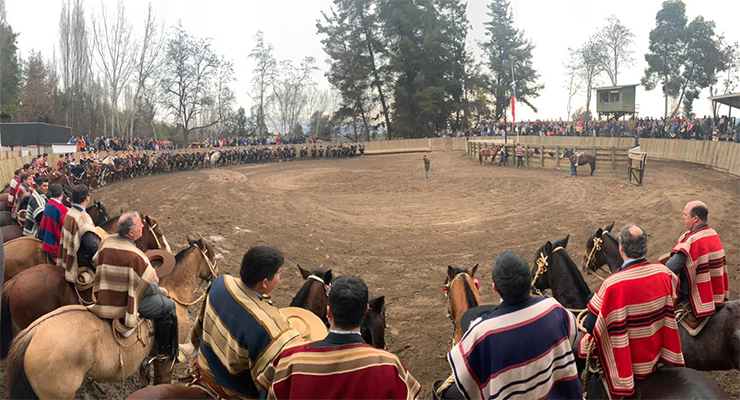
[126,3,164,139]
[160,24,227,145]
[266,57,317,136]
[58,0,90,131]
[564,48,583,121]
[248,31,276,137]
[596,15,635,86]
[90,0,137,137]
[578,36,604,120]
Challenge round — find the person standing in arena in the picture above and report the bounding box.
[423,154,431,179]
[515,143,524,167]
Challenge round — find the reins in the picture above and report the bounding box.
[584,230,614,282]
[144,218,163,250]
[171,245,219,307]
[531,246,564,296]
[307,274,331,297]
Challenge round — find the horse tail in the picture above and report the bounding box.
[1,276,17,358]
[6,328,38,399]
[590,157,596,175]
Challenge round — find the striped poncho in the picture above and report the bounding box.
[57,205,97,283]
[448,297,581,400]
[7,175,20,208]
[39,198,68,256]
[582,260,685,397]
[23,190,47,237]
[87,235,157,330]
[671,226,728,317]
[256,333,421,400]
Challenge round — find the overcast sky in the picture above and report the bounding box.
[6,0,740,122]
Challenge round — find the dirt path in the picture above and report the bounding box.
[4,152,738,398]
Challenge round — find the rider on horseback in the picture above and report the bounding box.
[665,201,728,323]
[191,246,301,399]
[580,224,685,397]
[87,211,178,373]
[57,185,100,283]
[446,252,582,400]
[22,176,48,238]
[256,276,421,400]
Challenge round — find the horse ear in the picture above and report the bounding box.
[447,266,456,281]
[605,221,614,233]
[297,265,311,279]
[186,235,197,245]
[324,270,333,284]
[369,296,385,311]
[544,241,553,254]
[469,263,479,277]
[561,235,570,248]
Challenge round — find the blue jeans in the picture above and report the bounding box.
[425,169,429,179]
[570,164,577,176]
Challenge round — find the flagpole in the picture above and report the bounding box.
[511,59,518,144]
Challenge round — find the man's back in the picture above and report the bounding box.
[448,297,581,400]
[258,333,420,400]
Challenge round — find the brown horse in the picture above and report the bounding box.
[4,236,218,399]
[86,200,110,226]
[1,236,217,359]
[478,146,501,165]
[1,225,23,243]
[290,265,332,323]
[0,210,12,227]
[0,192,9,211]
[99,213,171,253]
[444,264,481,344]
[531,236,729,399]
[583,223,740,371]
[2,237,52,283]
[562,148,596,175]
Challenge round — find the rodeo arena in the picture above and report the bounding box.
[2,4,740,400]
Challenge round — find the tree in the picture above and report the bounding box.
[578,36,604,120]
[480,0,542,121]
[596,15,635,86]
[20,52,58,123]
[58,0,90,132]
[266,57,317,136]
[642,0,688,118]
[90,1,137,136]
[564,48,583,121]
[127,3,164,139]
[0,5,20,120]
[248,31,276,138]
[160,24,226,145]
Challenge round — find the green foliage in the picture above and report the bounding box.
[480,0,542,121]
[0,21,21,119]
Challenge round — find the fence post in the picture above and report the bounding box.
[525,145,529,167]
[540,145,545,167]
[556,146,560,168]
[611,147,616,171]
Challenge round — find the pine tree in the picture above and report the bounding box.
[0,6,21,120]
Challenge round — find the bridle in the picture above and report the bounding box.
[307,274,331,297]
[443,272,480,320]
[584,230,613,281]
[170,244,219,307]
[531,246,564,296]
[143,217,163,250]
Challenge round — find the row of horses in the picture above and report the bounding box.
[478,146,597,175]
[439,222,737,399]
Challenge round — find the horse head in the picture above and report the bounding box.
[139,214,170,252]
[444,264,481,344]
[362,296,386,349]
[291,265,333,323]
[583,222,618,274]
[561,148,574,159]
[532,235,591,309]
[186,234,218,281]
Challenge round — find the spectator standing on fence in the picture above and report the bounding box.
[423,155,431,179]
[515,144,524,168]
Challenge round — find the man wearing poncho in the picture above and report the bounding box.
[581,224,685,397]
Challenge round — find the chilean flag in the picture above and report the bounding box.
[510,87,516,123]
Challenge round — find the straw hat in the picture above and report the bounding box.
[279,307,328,342]
[146,249,176,279]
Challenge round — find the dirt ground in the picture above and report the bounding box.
[4,151,739,399]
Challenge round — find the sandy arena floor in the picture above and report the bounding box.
[4,151,739,398]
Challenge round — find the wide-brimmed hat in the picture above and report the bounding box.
[146,249,176,279]
[280,307,328,342]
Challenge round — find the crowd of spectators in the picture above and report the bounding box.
[445,115,739,142]
[67,135,317,152]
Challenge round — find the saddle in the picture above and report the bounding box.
[675,302,711,336]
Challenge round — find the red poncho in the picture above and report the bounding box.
[672,226,729,317]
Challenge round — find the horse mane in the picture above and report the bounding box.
[163,245,197,284]
[461,278,479,309]
[290,268,326,307]
[557,250,592,298]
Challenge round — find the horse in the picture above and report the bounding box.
[583,223,740,371]
[290,265,332,323]
[562,148,596,175]
[1,225,23,243]
[86,200,110,226]
[0,193,10,211]
[531,236,730,398]
[478,146,500,165]
[444,264,481,344]
[362,296,386,349]
[2,237,52,283]
[4,236,218,399]
[0,210,12,227]
[0,236,217,359]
